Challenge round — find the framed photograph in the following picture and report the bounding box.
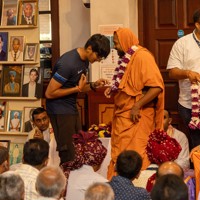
[22,66,43,98]
[0,140,10,149]
[0,32,8,61]
[2,65,23,97]
[24,43,38,61]
[9,142,24,165]
[18,0,38,26]
[0,101,7,131]
[7,110,22,132]
[23,107,36,132]
[1,0,18,26]
[8,36,24,62]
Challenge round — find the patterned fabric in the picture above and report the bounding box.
[146,129,182,165]
[61,130,107,194]
[109,176,151,200]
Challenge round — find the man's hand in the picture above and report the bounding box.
[94,78,110,88]
[78,74,87,91]
[187,71,200,83]
[130,104,141,123]
[33,128,44,139]
[104,87,112,98]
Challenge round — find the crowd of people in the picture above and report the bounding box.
[0,7,200,200]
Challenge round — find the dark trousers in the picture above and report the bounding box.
[178,103,200,149]
[48,114,82,164]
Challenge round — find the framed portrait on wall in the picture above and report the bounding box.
[0,140,10,149]
[7,110,22,132]
[9,142,24,165]
[0,101,7,131]
[18,0,38,26]
[8,36,24,62]
[0,32,8,61]
[1,0,18,26]
[23,107,36,132]
[22,66,43,98]
[2,65,23,97]
[24,43,38,61]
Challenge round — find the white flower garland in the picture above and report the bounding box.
[111,45,138,92]
[188,83,200,129]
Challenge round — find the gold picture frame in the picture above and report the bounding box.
[18,0,38,26]
[24,43,38,61]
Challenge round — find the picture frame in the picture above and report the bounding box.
[22,66,43,98]
[2,65,23,97]
[7,110,23,132]
[9,142,24,165]
[0,32,8,61]
[1,0,18,26]
[0,101,7,131]
[24,43,38,61]
[8,36,24,62]
[0,140,10,149]
[18,0,38,26]
[23,106,36,132]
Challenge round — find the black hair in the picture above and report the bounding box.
[29,68,39,82]
[0,146,8,165]
[116,150,142,179]
[0,35,3,42]
[151,174,188,200]
[32,107,46,121]
[84,34,110,59]
[193,8,200,23]
[23,138,49,166]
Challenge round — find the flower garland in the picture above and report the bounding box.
[111,45,138,92]
[188,83,200,129]
[88,123,112,138]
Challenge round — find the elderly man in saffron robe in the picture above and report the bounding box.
[104,27,164,180]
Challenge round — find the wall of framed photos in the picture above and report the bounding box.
[0,0,41,156]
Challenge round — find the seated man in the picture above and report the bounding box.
[61,130,108,200]
[0,146,9,174]
[151,174,188,200]
[164,109,190,170]
[85,182,114,200]
[36,166,66,200]
[14,139,49,200]
[0,171,24,200]
[109,150,151,200]
[27,107,60,166]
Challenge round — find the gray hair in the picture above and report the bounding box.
[36,166,66,198]
[85,182,114,200]
[0,171,24,200]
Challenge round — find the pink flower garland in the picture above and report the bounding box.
[111,45,138,92]
[188,84,200,129]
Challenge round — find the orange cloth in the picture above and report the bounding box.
[107,28,164,180]
[191,152,200,200]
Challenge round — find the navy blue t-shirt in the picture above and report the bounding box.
[46,48,89,114]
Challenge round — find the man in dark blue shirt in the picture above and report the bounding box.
[45,34,110,165]
[109,150,151,200]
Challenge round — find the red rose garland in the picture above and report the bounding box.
[111,45,138,92]
[188,84,200,129]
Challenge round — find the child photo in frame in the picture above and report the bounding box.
[24,43,37,61]
[1,0,18,26]
[22,66,42,98]
[0,32,8,61]
[2,65,23,97]
[9,142,24,165]
[18,0,38,26]
[23,107,36,132]
[0,101,7,131]
[8,36,24,62]
[7,110,22,132]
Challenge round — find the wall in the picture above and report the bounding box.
[59,0,138,81]
[59,0,90,56]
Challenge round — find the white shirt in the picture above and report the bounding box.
[66,165,108,200]
[15,164,39,200]
[168,126,190,170]
[28,125,60,166]
[8,50,23,62]
[167,31,200,109]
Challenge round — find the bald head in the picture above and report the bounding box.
[36,166,66,198]
[157,161,184,179]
